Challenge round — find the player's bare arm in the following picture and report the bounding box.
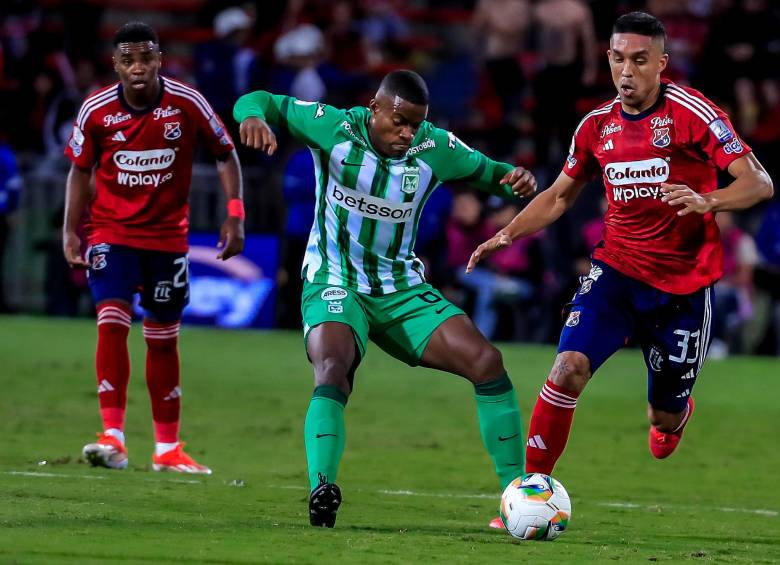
[661,153,773,216]
[239,117,277,156]
[466,171,585,272]
[62,164,91,269]
[216,149,245,260]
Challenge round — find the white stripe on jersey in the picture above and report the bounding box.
[666,85,717,121]
[697,286,712,374]
[573,97,620,137]
[165,78,213,111]
[78,91,119,129]
[665,92,712,125]
[303,148,325,279]
[76,85,117,126]
[164,79,214,120]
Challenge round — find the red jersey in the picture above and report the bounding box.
[564,80,751,294]
[65,76,234,253]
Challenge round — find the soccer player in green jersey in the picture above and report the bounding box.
[234,70,537,528]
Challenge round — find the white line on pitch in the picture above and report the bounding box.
[269,484,778,517]
[7,473,777,518]
[3,470,200,484]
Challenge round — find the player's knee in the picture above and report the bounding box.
[313,355,352,389]
[548,352,591,393]
[469,345,505,383]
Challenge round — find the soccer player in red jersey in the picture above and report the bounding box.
[63,22,245,473]
[468,11,773,501]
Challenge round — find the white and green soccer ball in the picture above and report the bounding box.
[499,473,572,540]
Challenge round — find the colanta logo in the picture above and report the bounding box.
[329,183,414,223]
[604,158,669,186]
[113,149,176,172]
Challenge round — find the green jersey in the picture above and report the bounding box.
[234,91,517,295]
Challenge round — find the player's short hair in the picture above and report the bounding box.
[612,11,666,47]
[379,70,429,106]
[113,22,159,47]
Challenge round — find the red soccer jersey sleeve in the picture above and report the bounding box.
[685,90,749,171]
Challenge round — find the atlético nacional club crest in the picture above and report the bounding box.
[401,166,420,194]
[164,122,182,140]
[652,127,671,148]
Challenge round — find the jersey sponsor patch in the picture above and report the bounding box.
[604,158,669,186]
[69,137,83,157]
[72,126,85,146]
[723,138,743,154]
[329,183,414,223]
[113,149,176,172]
[565,310,581,327]
[708,118,734,143]
[321,287,348,301]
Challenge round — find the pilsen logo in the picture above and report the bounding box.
[600,123,622,138]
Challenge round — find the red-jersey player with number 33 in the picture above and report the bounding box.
[467,11,773,494]
[63,22,245,474]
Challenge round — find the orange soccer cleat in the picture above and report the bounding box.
[649,397,695,459]
[83,432,129,469]
[152,442,212,474]
[489,516,505,530]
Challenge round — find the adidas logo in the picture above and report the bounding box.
[527,434,547,449]
[164,386,182,401]
[97,379,115,393]
[112,131,126,142]
[603,138,614,151]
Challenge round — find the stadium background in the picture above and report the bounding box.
[1,0,778,357]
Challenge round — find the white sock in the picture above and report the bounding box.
[104,428,125,445]
[155,441,179,456]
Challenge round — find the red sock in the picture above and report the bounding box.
[96,302,132,431]
[143,320,181,444]
[526,379,580,475]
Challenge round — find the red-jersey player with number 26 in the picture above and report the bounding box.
[63,22,245,474]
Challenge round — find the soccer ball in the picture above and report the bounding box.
[499,473,572,540]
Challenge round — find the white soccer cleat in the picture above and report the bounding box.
[82,433,129,469]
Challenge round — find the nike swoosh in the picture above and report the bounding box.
[435,306,448,314]
[498,433,520,442]
[340,158,364,167]
[316,433,338,438]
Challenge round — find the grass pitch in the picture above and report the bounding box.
[1,315,779,564]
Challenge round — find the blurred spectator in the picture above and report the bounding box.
[472,0,531,124]
[195,6,264,123]
[710,211,760,357]
[0,131,22,312]
[754,199,780,355]
[277,147,316,329]
[271,24,328,101]
[532,0,597,169]
[357,0,410,68]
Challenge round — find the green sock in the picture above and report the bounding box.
[304,385,347,491]
[474,373,525,491]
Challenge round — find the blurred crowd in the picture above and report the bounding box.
[1,0,779,355]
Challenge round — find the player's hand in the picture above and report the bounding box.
[501,167,537,198]
[660,183,713,216]
[217,216,245,261]
[465,232,513,273]
[63,231,89,269]
[239,117,277,156]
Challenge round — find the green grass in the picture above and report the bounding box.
[0,315,779,564]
